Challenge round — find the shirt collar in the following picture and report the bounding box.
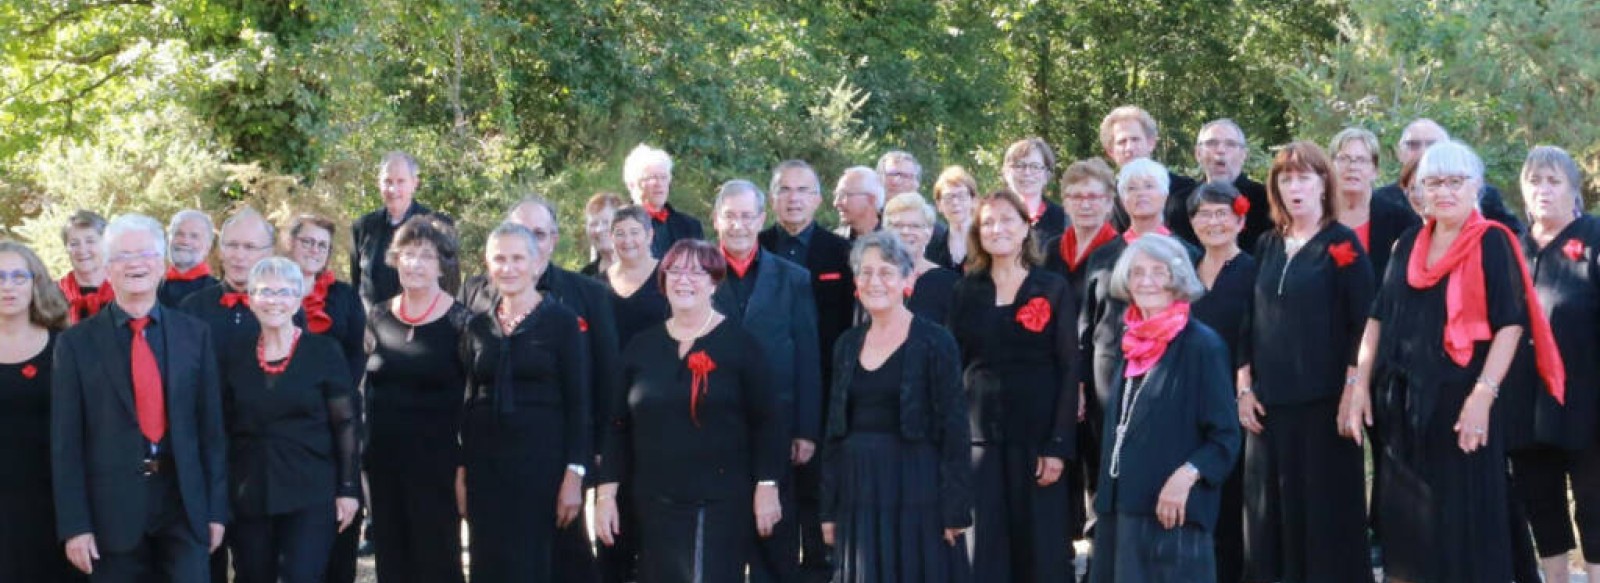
[109,301,163,329]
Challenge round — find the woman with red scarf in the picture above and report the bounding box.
[1088,234,1239,582]
[1350,141,1564,583]
[1043,158,1120,296]
[57,210,114,324]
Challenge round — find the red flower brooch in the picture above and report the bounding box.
[20,364,37,380]
[1231,196,1251,217]
[1329,241,1358,267]
[1016,297,1052,333]
[1564,239,1586,261]
[686,351,718,427]
[577,316,589,333]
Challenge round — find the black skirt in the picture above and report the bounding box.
[634,493,753,583]
[970,442,1071,583]
[831,433,971,583]
[1089,512,1215,583]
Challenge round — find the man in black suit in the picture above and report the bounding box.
[1175,118,1273,252]
[350,151,459,309]
[1373,118,1524,233]
[757,160,854,579]
[53,213,228,582]
[624,143,705,258]
[157,210,217,307]
[712,179,822,583]
[1100,105,1200,238]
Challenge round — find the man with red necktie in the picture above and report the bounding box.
[625,143,705,258]
[52,213,228,582]
[158,210,218,308]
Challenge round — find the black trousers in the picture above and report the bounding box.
[794,456,828,573]
[229,503,338,583]
[92,473,209,583]
[367,461,464,583]
[321,507,362,583]
[1512,445,1600,560]
[747,467,800,583]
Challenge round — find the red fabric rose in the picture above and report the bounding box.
[686,351,718,427]
[1015,297,1052,333]
[20,364,37,380]
[1329,241,1358,267]
[577,316,589,333]
[1231,196,1251,217]
[1565,239,1585,261]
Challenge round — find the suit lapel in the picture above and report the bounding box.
[88,314,137,416]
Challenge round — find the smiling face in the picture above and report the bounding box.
[1192,201,1245,249]
[854,247,908,313]
[1194,124,1246,183]
[585,206,617,257]
[1063,179,1113,231]
[1003,150,1050,199]
[661,253,715,312]
[628,162,672,210]
[1121,174,1168,222]
[65,227,103,277]
[219,218,274,288]
[289,224,332,276]
[715,190,765,258]
[610,216,653,263]
[249,274,300,330]
[0,252,35,320]
[1334,139,1378,195]
[886,209,932,257]
[485,234,536,297]
[168,217,212,270]
[105,229,163,297]
[1422,174,1480,225]
[1126,252,1176,315]
[1522,165,1578,225]
[378,160,417,218]
[833,173,880,229]
[977,199,1028,260]
[772,166,822,232]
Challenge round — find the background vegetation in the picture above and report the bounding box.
[3,0,1596,273]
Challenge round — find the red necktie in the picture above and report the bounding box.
[220,292,250,308]
[128,317,167,444]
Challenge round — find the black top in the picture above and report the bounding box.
[580,259,602,278]
[1375,182,1524,235]
[1363,194,1423,279]
[1191,252,1257,367]
[1031,199,1067,244]
[601,269,671,349]
[314,280,368,388]
[846,346,904,434]
[948,268,1079,458]
[1245,224,1375,405]
[649,203,706,258]
[0,330,56,485]
[1042,229,1120,299]
[1507,217,1600,449]
[158,274,218,308]
[178,282,307,360]
[362,302,472,467]
[461,299,592,469]
[350,201,459,307]
[908,267,961,325]
[221,332,359,516]
[600,321,785,502]
[926,224,961,271]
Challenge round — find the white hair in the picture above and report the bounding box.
[247,256,308,299]
[624,143,674,185]
[1116,158,1171,198]
[1416,140,1484,181]
[102,213,168,261]
[1108,234,1205,302]
[168,210,215,243]
[837,166,886,210]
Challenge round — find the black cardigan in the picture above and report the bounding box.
[1506,215,1600,450]
[820,316,973,529]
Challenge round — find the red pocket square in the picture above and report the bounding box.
[818,272,843,281]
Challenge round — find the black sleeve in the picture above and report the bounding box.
[584,286,624,457]
[1484,229,1530,332]
[930,330,975,529]
[1337,234,1378,366]
[743,341,785,483]
[558,314,594,470]
[1043,279,1080,460]
[1187,332,1242,484]
[337,287,368,389]
[789,271,823,443]
[818,334,851,523]
[195,326,230,525]
[321,350,362,499]
[1371,230,1414,322]
[1480,185,1526,235]
[597,350,635,486]
[50,334,91,540]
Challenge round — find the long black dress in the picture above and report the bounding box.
[364,302,472,583]
[1190,252,1256,583]
[1371,226,1525,582]
[948,268,1078,583]
[600,320,785,583]
[461,299,592,583]
[0,330,83,583]
[907,267,960,325]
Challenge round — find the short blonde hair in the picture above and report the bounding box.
[883,193,936,225]
[932,166,978,203]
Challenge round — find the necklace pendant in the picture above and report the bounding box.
[406,326,415,343]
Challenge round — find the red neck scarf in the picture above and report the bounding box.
[1060,223,1118,272]
[1122,301,1190,377]
[721,244,757,279]
[1122,224,1172,244]
[220,282,251,309]
[1029,199,1048,226]
[165,262,212,282]
[1407,211,1565,403]
[644,203,670,223]
[301,270,336,334]
[58,274,115,324]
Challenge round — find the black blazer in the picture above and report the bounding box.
[648,203,706,258]
[158,274,217,308]
[821,317,973,529]
[51,305,228,552]
[350,201,460,307]
[759,224,856,395]
[1093,321,1240,532]
[712,250,823,443]
[1365,194,1423,279]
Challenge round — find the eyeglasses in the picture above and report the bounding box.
[250,287,300,301]
[294,236,331,253]
[0,270,34,286]
[1334,155,1374,167]
[834,191,875,203]
[221,241,272,253]
[1008,163,1048,174]
[717,212,763,226]
[887,221,930,232]
[108,250,162,264]
[397,250,439,264]
[1401,139,1438,151]
[775,187,818,197]
[1129,267,1172,283]
[663,268,709,280]
[1421,176,1472,191]
[884,171,918,181]
[1199,139,1244,150]
[1063,193,1109,204]
[1193,209,1237,223]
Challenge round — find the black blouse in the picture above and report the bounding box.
[362,302,472,469]
[1031,200,1067,244]
[1507,217,1600,449]
[221,332,360,517]
[461,299,592,469]
[1245,224,1375,405]
[0,331,56,485]
[846,346,904,434]
[316,280,368,388]
[602,270,671,349]
[1192,253,1257,367]
[908,267,960,325]
[1362,194,1423,280]
[600,321,784,502]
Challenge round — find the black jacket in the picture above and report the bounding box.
[649,203,706,258]
[712,250,823,443]
[350,201,459,307]
[759,223,856,397]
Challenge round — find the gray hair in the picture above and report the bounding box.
[1116,158,1171,198]
[1330,127,1381,165]
[1196,118,1246,146]
[849,231,916,279]
[221,207,276,243]
[1403,118,1451,143]
[378,151,419,177]
[168,210,215,242]
[714,179,767,214]
[102,213,168,261]
[247,256,308,300]
[837,166,887,210]
[876,150,921,179]
[1108,234,1205,303]
[610,205,655,233]
[769,159,820,198]
[883,192,936,225]
[1522,145,1584,207]
[486,221,543,261]
[508,193,560,236]
[624,143,673,184]
[1416,140,1484,181]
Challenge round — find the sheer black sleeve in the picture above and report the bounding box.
[322,352,362,499]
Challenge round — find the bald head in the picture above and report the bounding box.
[1397,119,1451,167]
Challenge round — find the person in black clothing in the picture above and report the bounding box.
[949,189,1077,582]
[1186,182,1258,582]
[818,232,973,582]
[593,239,786,583]
[1098,106,1199,239]
[222,257,361,583]
[929,167,978,271]
[57,210,114,325]
[350,151,460,309]
[159,210,218,307]
[1043,158,1120,296]
[1237,142,1374,582]
[458,223,593,583]
[604,206,671,350]
[624,144,705,258]
[0,241,81,582]
[582,192,626,277]
[1002,138,1067,243]
[1504,146,1600,581]
[363,217,469,583]
[884,193,961,324]
[1330,128,1422,279]
[1175,119,1273,253]
[1373,119,1523,235]
[1088,235,1240,583]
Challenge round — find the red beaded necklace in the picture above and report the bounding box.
[257,329,303,375]
[396,290,443,342]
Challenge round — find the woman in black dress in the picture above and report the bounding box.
[1504,145,1600,581]
[1043,158,1120,296]
[1187,182,1257,583]
[0,241,80,582]
[884,194,961,323]
[1238,141,1374,583]
[459,222,592,583]
[1348,140,1556,583]
[818,232,972,582]
[223,257,361,583]
[364,216,470,583]
[593,239,785,583]
[1090,234,1240,583]
[57,210,114,324]
[929,166,976,270]
[949,189,1077,582]
[603,205,670,348]
[1330,128,1421,277]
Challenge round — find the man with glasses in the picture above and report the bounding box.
[625,143,705,258]
[351,151,459,309]
[832,166,886,240]
[711,179,821,583]
[53,213,228,582]
[757,160,853,579]
[1182,119,1272,251]
[1374,118,1523,233]
[158,210,218,307]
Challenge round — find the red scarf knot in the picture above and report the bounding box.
[1121,225,1172,244]
[1329,241,1359,268]
[20,364,37,380]
[577,316,589,333]
[1015,296,1053,333]
[1122,301,1191,378]
[58,275,115,324]
[645,204,670,223]
[686,350,718,427]
[1406,211,1566,403]
[165,263,212,282]
[301,270,336,334]
[1231,196,1251,217]
[721,244,756,279]
[1564,239,1586,261]
[220,291,251,309]
[1060,223,1119,272]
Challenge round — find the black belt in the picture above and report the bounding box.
[140,455,175,477]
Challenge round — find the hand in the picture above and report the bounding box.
[455,467,469,522]
[1237,392,1266,435]
[64,533,98,574]
[1034,456,1064,487]
[943,527,964,546]
[555,469,584,528]
[208,523,226,553]
[593,491,621,547]
[335,497,361,533]
[1337,383,1372,446]
[791,439,816,465]
[1077,382,1087,422]
[754,483,782,538]
[820,522,835,546]
[1454,386,1495,453]
[1155,467,1198,529]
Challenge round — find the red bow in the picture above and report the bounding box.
[58,275,115,324]
[1015,296,1052,333]
[1329,241,1359,267]
[1565,239,1586,261]
[686,351,718,427]
[220,291,251,308]
[301,270,335,334]
[165,263,212,282]
[1231,196,1251,217]
[20,364,37,380]
[645,204,670,223]
[577,316,589,333]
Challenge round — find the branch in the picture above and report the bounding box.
[27,43,126,66]
[44,65,127,106]
[23,0,154,38]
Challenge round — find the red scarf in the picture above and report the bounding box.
[644,203,670,223]
[1122,225,1172,244]
[1122,301,1190,377]
[721,244,756,279]
[1060,223,1118,272]
[301,270,336,334]
[165,262,212,282]
[220,289,251,308]
[1406,211,1565,403]
[58,274,115,324]
[1029,199,1048,226]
